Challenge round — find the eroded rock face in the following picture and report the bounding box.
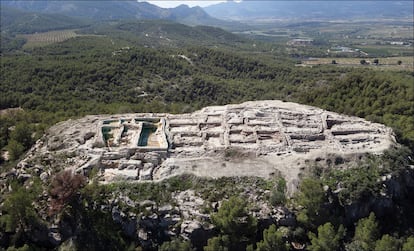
[20,100,396,190]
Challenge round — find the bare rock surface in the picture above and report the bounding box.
[19,100,396,190]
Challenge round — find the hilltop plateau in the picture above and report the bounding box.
[19,100,395,189]
[1,101,413,250]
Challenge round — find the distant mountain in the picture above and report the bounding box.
[0,0,230,27]
[1,1,163,20]
[204,1,414,21]
[1,6,88,34]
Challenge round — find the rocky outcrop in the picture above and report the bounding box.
[341,167,414,226]
[17,100,396,192]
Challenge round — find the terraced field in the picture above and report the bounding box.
[301,56,414,71]
[19,29,78,48]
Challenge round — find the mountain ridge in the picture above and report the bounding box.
[204,1,414,21]
[0,0,232,27]
[0,6,89,34]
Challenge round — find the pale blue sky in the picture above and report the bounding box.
[145,1,227,8]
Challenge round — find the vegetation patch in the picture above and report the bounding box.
[18,29,79,48]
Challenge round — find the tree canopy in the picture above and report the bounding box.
[353,212,380,251]
[255,224,288,251]
[308,223,346,251]
[210,196,257,249]
[295,178,326,228]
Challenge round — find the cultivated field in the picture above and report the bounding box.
[301,56,414,71]
[19,29,79,48]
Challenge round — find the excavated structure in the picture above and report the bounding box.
[22,100,396,190]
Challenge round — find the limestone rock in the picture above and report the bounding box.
[274,207,297,227]
[174,190,209,221]
[40,172,49,182]
[102,152,124,160]
[48,230,62,246]
[159,204,174,214]
[181,220,202,236]
[180,220,214,249]
[17,172,31,182]
[139,168,153,180]
[17,100,396,191]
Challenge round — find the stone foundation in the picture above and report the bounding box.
[25,100,396,187]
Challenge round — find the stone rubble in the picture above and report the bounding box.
[17,100,396,190]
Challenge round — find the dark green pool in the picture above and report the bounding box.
[137,124,157,146]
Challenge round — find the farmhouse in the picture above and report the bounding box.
[288,39,313,46]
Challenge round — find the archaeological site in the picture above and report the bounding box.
[20,100,396,190]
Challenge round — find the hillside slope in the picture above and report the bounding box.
[1,0,230,27]
[89,20,248,47]
[0,6,87,34]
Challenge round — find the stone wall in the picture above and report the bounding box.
[19,100,396,188]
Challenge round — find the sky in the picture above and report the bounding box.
[145,1,227,8]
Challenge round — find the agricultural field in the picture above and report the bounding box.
[300,56,414,71]
[361,21,413,40]
[355,44,413,57]
[18,29,79,48]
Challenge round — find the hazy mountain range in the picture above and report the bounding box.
[205,1,414,21]
[1,0,226,27]
[1,0,413,35]
[3,1,413,22]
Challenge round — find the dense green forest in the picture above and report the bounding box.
[0,6,88,35]
[1,33,413,151]
[1,17,413,251]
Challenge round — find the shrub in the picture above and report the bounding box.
[160,238,194,251]
[6,140,25,161]
[402,236,414,251]
[308,222,345,251]
[204,235,230,251]
[256,224,289,251]
[269,177,287,206]
[295,178,326,228]
[353,212,380,251]
[211,196,257,247]
[9,122,33,150]
[374,234,400,251]
[49,170,86,215]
